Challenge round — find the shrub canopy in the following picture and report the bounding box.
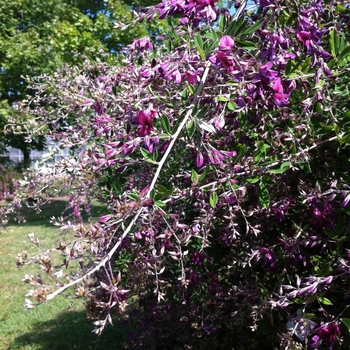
[7,0,350,348]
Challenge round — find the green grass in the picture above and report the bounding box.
[0,200,129,350]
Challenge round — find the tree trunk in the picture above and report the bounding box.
[21,148,31,167]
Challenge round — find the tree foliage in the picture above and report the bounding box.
[6,0,350,349]
[0,0,165,162]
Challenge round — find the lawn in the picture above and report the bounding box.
[0,200,128,350]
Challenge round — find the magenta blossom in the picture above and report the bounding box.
[136,109,157,137]
[309,323,340,350]
[218,35,235,51]
[273,78,290,106]
[134,37,153,52]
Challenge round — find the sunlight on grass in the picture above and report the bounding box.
[0,200,128,350]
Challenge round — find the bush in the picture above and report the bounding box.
[8,0,350,349]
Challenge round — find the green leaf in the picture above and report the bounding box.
[323,227,336,239]
[300,56,311,73]
[336,216,345,237]
[140,148,156,164]
[317,297,333,305]
[219,14,226,32]
[211,27,218,42]
[261,176,275,185]
[140,148,151,160]
[268,162,290,174]
[235,39,256,50]
[338,46,350,62]
[181,88,189,105]
[233,17,248,36]
[196,105,209,119]
[225,16,243,36]
[242,19,265,35]
[187,120,195,138]
[258,182,270,208]
[199,167,209,184]
[227,101,236,111]
[341,318,350,331]
[155,184,170,196]
[191,169,199,182]
[217,96,229,102]
[126,192,140,201]
[209,192,218,208]
[339,33,347,53]
[155,200,165,207]
[245,176,259,184]
[329,28,339,56]
[285,59,292,75]
[188,84,195,94]
[161,114,171,134]
[194,35,205,60]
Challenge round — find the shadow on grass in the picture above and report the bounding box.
[8,200,108,228]
[9,309,129,350]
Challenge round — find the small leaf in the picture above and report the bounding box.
[187,120,195,138]
[329,28,339,56]
[341,318,350,331]
[155,184,170,195]
[323,227,336,239]
[268,162,290,174]
[258,182,270,208]
[161,114,171,134]
[188,84,195,94]
[195,119,216,133]
[317,297,333,305]
[338,46,350,61]
[234,39,256,50]
[194,35,205,60]
[227,101,236,111]
[219,14,226,32]
[242,18,265,35]
[245,176,259,184]
[155,200,165,207]
[181,89,189,105]
[285,59,293,75]
[210,192,218,208]
[191,169,199,182]
[199,167,209,184]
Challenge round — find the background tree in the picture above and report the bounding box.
[0,0,165,164]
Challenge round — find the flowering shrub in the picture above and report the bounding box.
[0,163,21,200]
[8,0,350,348]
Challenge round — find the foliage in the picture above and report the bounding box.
[5,0,350,349]
[0,0,166,161]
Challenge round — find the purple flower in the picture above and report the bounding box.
[273,78,290,106]
[218,35,234,51]
[155,0,218,25]
[134,37,153,52]
[181,69,203,84]
[209,35,237,73]
[136,109,156,137]
[297,30,312,49]
[91,101,106,115]
[309,323,340,349]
